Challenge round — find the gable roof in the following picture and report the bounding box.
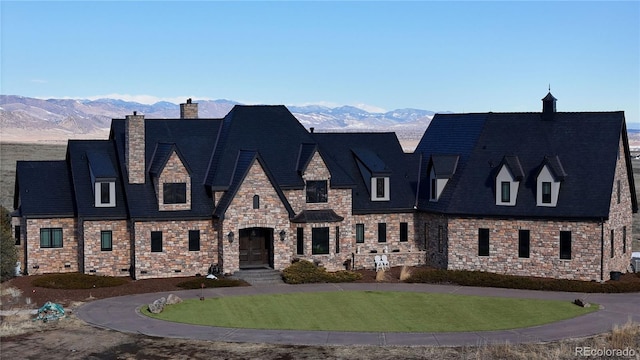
[313,132,419,214]
[67,140,128,219]
[14,161,75,217]
[205,105,315,190]
[213,150,295,219]
[110,118,222,219]
[416,111,636,219]
[500,155,525,180]
[430,155,460,179]
[148,143,192,178]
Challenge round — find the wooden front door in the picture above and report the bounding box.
[239,228,272,268]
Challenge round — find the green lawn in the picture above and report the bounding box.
[144,291,597,332]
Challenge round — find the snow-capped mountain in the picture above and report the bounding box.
[0,95,436,142]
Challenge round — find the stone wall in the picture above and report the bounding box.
[220,160,291,274]
[125,113,145,184]
[602,136,635,277]
[447,217,607,281]
[157,151,191,211]
[133,219,215,279]
[83,220,131,277]
[416,212,449,269]
[25,218,78,274]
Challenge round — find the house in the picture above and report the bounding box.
[12,93,637,281]
[414,93,637,281]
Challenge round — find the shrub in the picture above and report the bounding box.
[32,273,128,289]
[405,268,640,293]
[0,206,18,282]
[282,260,362,284]
[176,277,247,289]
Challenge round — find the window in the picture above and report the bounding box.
[400,222,408,242]
[296,228,304,255]
[95,181,115,207]
[101,230,112,251]
[430,179,437,200]
[14,225,20,245]
[623,226,627,254]
[151,231,163,252]
[610,229,615,258]
[542,182,552,204]
[101,182,110,203]
[312,227,329,254]
[355,224,364,243]
[478,228,489,256]
[371,177,390,201]
[189,230,200,251]
[501,181,510,203]
[378,223,387,243]
[437,225,443,253]
[335,226,340,253]
[559,231,571,259]
[253,195,260,209]
[40,228,63,248]
[163,183,187,204]
[306,180,328,203]
[518,230,530,258]
[617,180,621,204]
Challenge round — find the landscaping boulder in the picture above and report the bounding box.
[166,294,182,305]
[573,298,591,308]
[148,297,166,314]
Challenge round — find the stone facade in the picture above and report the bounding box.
[156,151,191,211]
[219,159,291,274]
[133,220,215,279]
[180,100,198,119]
[25,218,77,274]
[125,113,145,184]
[83,220,131,277]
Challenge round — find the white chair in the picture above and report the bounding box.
[380,255,390,270]
[374,255,384,271]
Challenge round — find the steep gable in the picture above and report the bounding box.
[416,111,634,219]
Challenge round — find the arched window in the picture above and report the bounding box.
[253,195,260,209]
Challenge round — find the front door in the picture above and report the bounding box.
[239,227,273,268]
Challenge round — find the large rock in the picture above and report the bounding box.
[166,294,183,305]
[573,298,591,308]
[148,297,166,314]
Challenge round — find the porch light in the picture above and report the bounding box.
[279,229,286,241]
[227,231,234,243]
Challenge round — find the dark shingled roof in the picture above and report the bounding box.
[291,209,344,223]
[205,105,315,190]
[110,118,222,219]
[148,143,192,178]
[67,140,128,219]
[213,150,294,219]
[415,111,637,219]
[313,132,419,214]
[15,161,75,217]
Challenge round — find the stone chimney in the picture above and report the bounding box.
[541,91,557,120]
[125,111,145,184]
[180,98,198,119]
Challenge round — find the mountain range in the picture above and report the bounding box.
[0,95,436,144]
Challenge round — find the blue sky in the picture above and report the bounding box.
[1,1,639,125]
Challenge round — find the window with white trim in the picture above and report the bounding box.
[95,181,116,207]
[536,165,561,207]
[495,165,519,206]
[371,177,390,201]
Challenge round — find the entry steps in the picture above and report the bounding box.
[233,269,284,286]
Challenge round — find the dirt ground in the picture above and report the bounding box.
[1,268,638,360]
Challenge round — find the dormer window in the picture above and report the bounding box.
[495,156,523,206]
[95,181,116,207]
[536,156,566,207]
[428,155,459,202]
[163,183,187,204]
[371,177,390,201]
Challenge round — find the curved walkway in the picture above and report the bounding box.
[76,283,640,346]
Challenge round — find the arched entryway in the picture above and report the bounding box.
[239,227,274,269]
